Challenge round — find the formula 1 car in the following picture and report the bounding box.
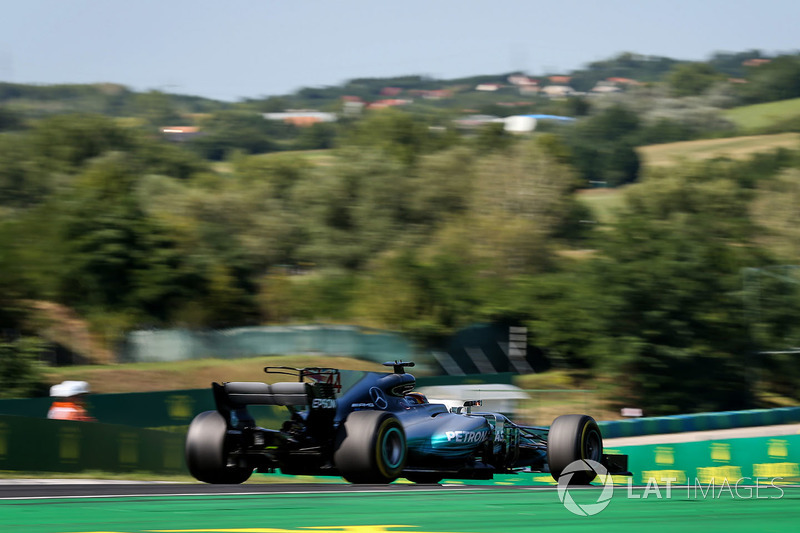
[185,361,630,484]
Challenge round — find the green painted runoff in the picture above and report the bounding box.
[0,487,799,533]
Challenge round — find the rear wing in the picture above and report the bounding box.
[264,366,342,393]
[211,367,342,429]
[212,378,339,438]
[213,379,338,410]
[215,381,312,407]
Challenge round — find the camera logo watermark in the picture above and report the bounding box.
[556,459,614,516]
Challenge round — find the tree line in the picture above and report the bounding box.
[1,106,800,414]
[2,49,800,412]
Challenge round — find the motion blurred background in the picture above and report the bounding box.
[2,1,800,433]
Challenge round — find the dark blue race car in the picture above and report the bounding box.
[185,361,630,484]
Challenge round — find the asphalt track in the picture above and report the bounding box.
[1,482,800,533]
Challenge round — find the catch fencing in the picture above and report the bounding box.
[0,415,186,475]
[117,325,414,363]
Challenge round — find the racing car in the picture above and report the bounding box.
[185,361,630,484]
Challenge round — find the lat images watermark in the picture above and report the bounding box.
[557,460,786,517]
[556,459,614,516]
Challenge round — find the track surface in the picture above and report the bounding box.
[1,482,799,533]
[0,482,486,499]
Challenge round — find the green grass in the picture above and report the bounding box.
[210,149,337,175]
[576,187,626,224]
[585,131,800,224]
[724,97,800,130]
[0,470,198,482]
[43,355,386,394]
[0,469,339,483]
[514,369,576,389]
[6,486,798,533]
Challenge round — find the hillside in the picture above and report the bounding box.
[723,97,800,131]
[637,132,800,167]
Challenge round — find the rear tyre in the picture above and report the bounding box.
[185,410,253,484]
[334,410,407,484]
[547,414,603,485]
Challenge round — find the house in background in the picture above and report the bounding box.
[590,80,623,94]
[475,83,504,92]
[606,77,642,87]
[409,89,453,100]
[262,111,337,127]
[341,96,365,115]
[366,99,413,109]
[548,75,572,85]
[503,114,575,133]
[590,77,642,95]
[540,84,576,98]
[508,75,539,95]
[160,126,203,142]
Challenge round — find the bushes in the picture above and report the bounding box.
[0,337,46,398]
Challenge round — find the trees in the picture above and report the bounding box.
[292,147,409,269]
[0,337,45,398]
[667,62,726,97]
[751,168,800,263]
[354,238,486,338]
[0,106,23,131]
[132,90,182,128]
[466,137,583,274]
[190,111,281,160]
[56,154,173,312]
[566,104,642,186]
[3,84,800,411]
[339,108,440,166]
[581,171,759,413]
[739,55,800,104]
[0,134,48,209]
[30,114,134,171]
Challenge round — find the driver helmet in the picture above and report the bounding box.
[405,392,428,405]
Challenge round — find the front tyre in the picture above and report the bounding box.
[185,410,253,484]
[334,411,407,484]
[547,414,603,485]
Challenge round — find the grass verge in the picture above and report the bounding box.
[42,355,386,394]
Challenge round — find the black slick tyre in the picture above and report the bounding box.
[547,414,603,485]
[185,410,253,484]
[334,410,407,484]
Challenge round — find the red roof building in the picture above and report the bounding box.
[606,77,641,85]
[380,87,403,96]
